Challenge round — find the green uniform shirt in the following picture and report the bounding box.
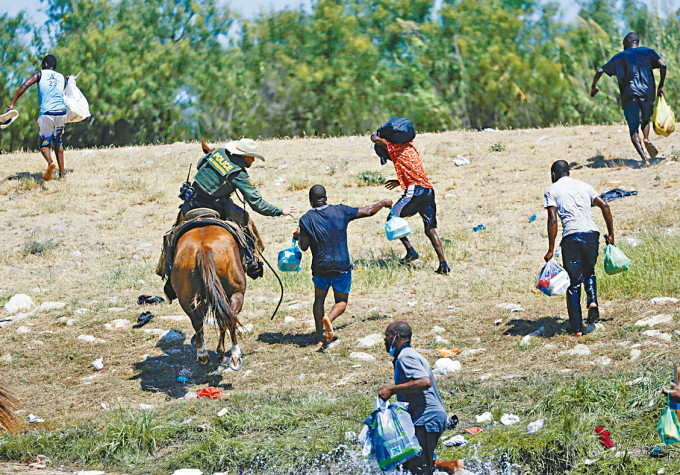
[194,149,282,217]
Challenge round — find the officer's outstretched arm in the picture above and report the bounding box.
[232,170,283,217]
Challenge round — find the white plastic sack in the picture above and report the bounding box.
[432,358,461,375]
[536,258,569,296]
[64,75,91,123]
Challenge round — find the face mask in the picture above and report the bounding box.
[388,335,398,357]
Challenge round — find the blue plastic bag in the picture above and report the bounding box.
[277,239,302,272]
[385,216,412,241]
[361,396,422,471]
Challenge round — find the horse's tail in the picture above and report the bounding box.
[0,383,17,434]
[196,246,241,337]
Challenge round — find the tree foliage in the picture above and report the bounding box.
[1,0,678,151]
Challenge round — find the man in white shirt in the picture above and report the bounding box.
[544,160,614,336]
[7,54,69,180]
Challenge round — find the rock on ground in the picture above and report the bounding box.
[564,344,591,356]
[642,329,673,341]
[635,314,673,327]
[36,302,66,312]
[349,352,375,361]
[356,334,382,348]
[78,335,105,343]
[3,294,35,315]
[649,297,678,305]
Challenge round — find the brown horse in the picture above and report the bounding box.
[0,383,17,434]
[171,225,247,370]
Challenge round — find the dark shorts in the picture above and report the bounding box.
[623,96,654,136]
[390,185,437,231]
[312,271,352,294]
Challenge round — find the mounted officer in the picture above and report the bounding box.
[158,138,296,299]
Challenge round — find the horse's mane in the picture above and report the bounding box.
[0,383,17,434]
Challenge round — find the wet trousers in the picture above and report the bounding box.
[561,232,599,333]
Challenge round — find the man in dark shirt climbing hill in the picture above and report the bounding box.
[295,185,392,345]
[591,32,667,167]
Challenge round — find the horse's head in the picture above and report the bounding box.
[201,139,215,154]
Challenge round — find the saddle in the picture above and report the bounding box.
[159,208,249,279]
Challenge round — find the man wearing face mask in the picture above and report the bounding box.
[378,321,447,475]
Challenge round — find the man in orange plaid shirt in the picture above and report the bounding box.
[371,133,449,274]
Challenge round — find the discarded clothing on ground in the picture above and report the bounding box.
[595,426,615,449]
[138,295,165,305]
[600,188,638,202]
[133,311,155,329]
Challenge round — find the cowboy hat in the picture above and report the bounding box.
[225,138,265,161]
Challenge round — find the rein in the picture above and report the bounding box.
[234,190,284,321]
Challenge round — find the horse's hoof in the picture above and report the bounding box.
[228,355,242,371]
[197,349,209,364]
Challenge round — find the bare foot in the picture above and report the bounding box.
[43,163,56,181]
[322,316,335,343]
[642,161,651,167]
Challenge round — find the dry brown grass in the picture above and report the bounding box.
[0,125,679,429]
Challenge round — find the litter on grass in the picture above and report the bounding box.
[443,435,468,447]
[500,414,520,426]
[436,347,460,358]
[197,386,223,399]
[28,414,44,423]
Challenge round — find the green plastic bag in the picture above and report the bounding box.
[653,95,676,137]
[604,244,631,275]
[657,393,680,445]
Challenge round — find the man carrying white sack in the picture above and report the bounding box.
[543,160,615,336]
[7,55,70,180]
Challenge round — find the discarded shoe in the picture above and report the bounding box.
[399,249,419,264]
[133,311,154,329]
[138,295,165,305]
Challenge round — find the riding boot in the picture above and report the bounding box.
[243,240,263,279]
[163,278,177,302]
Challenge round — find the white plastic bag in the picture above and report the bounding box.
[536,258,569,296]
[64,75,91,123]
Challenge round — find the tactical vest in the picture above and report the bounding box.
[194,148,241,196]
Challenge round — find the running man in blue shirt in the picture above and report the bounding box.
[294,185,392,345]
[590,32,667,167]
[8,55,69,180]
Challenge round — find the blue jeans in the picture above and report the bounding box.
[561,232,599,333]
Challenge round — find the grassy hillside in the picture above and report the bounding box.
[0,125,679,473]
